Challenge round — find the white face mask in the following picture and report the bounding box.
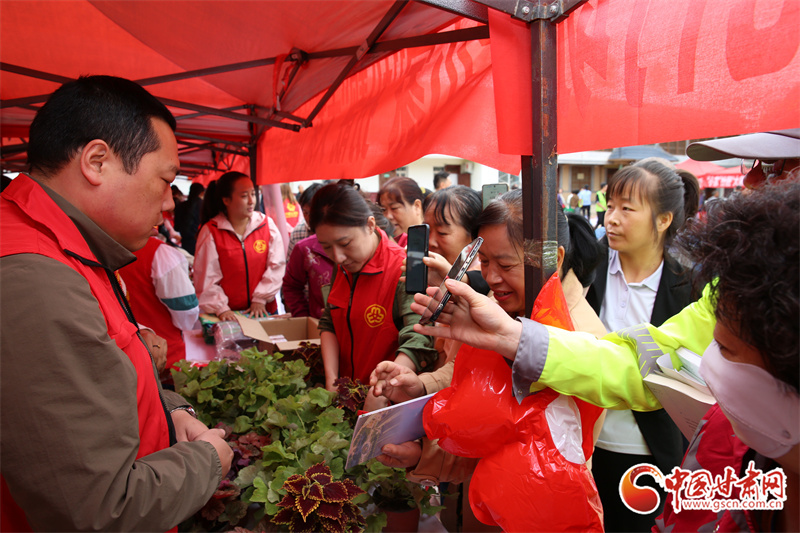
[699,341,800,458]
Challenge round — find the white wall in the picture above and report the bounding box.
[405,155,462,191]
[284,155,505,196]
[470,164,500,190]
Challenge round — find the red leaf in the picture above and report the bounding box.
[285,474,308,494]
[341,503,357,522]
[296,495,321,521]
[272,507,295,525]
[305,482,324,501]
[309,471,333,485]
[316,501,343,520]
[200,498,226,521]
[277,493,296,508]
[321,482,348,503]
[319,517,341,533]
[341,479,366,499]
[306,462,331,477]
[289,512,314,533]
[213,479,240,499]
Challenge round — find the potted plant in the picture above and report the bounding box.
[364,461,445,533]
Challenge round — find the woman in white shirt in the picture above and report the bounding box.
[586,158,699,531]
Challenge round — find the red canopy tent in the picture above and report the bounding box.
[2,0,799,308]
[676,159,744,189]
[3,0,798,180]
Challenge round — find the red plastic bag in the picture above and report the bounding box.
[423,273,604,532]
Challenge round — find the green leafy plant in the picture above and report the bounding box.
[333,377,368,425]
[173,348,441,532]
[272,462,366,533]
[282,341,325,386]
[364,461,446,517]
[174,349,402,532]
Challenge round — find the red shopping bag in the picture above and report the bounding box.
[423,273,604,532]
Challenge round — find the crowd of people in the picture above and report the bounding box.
[1,74,797,533]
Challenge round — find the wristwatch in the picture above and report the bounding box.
[170,405,198,419]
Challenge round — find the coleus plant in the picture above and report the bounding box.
[173,348,440,532]
[333,376,368,425]
[272,462,366,533]
[282,341,326,386]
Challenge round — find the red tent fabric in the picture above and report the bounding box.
[489,0,800,155]
[2,0,799,184]
[676,159,744,189]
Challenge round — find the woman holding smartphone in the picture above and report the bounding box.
[420,185,488,291]
[370,192,608,531]
[311,183,437,392]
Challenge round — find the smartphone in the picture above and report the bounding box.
[405,224,429,294]
[418,237,483,325]
[482,183,509,209]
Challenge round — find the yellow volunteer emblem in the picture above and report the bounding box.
[253,239,267,253]
[364,304,386,328]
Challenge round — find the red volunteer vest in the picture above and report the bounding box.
[283,198,301,229]
[0,176,173,532]
[206,217,270,311]
[119,237,186,371]
[326,229,405,383]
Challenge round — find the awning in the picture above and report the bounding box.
[676,158,744,189]
[2,0,798,184]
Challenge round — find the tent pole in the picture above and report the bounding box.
[522,12,558,318]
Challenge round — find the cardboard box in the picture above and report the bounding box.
[235,315,320,354]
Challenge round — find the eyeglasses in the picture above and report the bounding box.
[740,159,786,189]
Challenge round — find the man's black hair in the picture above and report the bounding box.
[27,75,176,176]
[433,171,450,189]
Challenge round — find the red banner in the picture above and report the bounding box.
[490,0,800,155]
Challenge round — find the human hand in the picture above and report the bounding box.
[423,251,451,287]
[363,386,390,412]
[399,257,407,283]
[171,409,209,442]
[246,302,268,318]
[411,279,522,360]
[195,427,233,478]
[140,329,167,372]
[218,310,237,322]
[376,441,423,469]
[370,361,425,403]
[325,378,338,393]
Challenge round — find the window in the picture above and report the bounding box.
[498,172,520,188]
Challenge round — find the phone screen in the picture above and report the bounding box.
[482,183,509,209]
[405,224,429,294]
[418,237,483,325]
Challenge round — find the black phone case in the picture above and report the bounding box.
[405,224,429,294]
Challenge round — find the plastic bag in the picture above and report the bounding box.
[213,321,257,361]
[423,273,604,532]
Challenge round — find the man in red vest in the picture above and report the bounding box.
[0,76,232,531]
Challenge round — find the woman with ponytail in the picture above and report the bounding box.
[194,172,286,321]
